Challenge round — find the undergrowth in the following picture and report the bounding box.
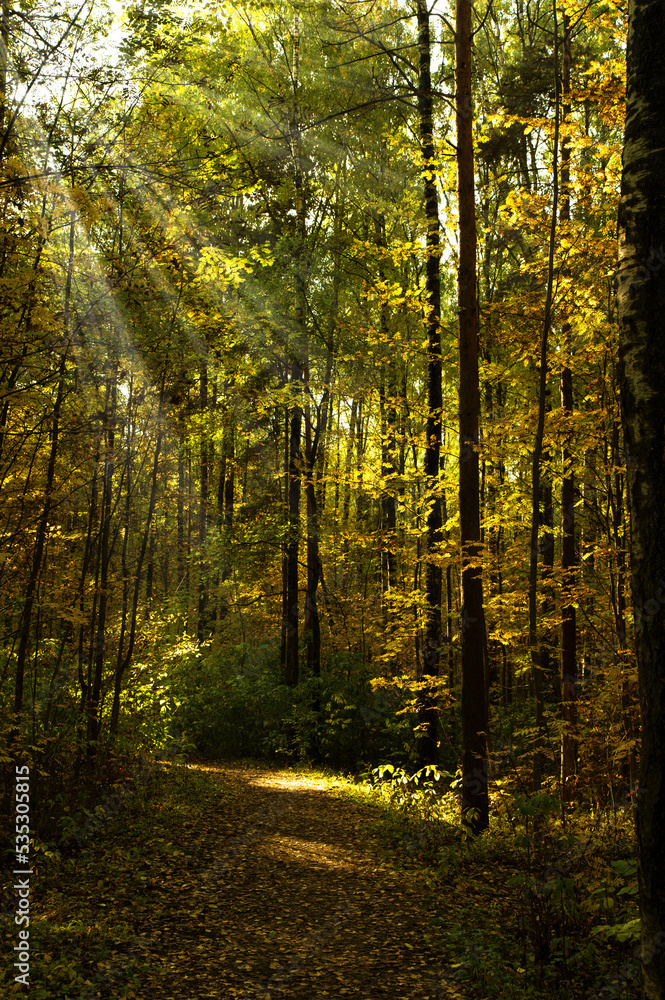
[1,761,232,998]
[342,762,640,1000]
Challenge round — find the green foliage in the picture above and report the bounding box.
[330,765,640,998]
[166,644,414,769]
[589,859,641,945]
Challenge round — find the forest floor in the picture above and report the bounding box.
[1,758,638,1000]
[124,761,466,1000]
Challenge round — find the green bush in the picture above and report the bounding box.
[166,644,416,768]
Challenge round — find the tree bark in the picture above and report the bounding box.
[416,0,442,767]
[559,14,577,804]
[375,213,398,603]
[113,378,134,731]
[342,397,358,528]
[0,3,9,153]
[177,432,186,595]
[284,11,305,687]
[617,0,665,993]
[608,420,637,795]
[456,0,489,829]
[280,402,289,672]
[197,362,209,641]
[218,410,234,589]
[527,0,560,792]
[87,374,116,753]
[304,355,331,682]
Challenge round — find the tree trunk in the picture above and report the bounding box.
[304,378,331,683]
[197,363,209,641]
[560,359,577,800]
[527,1,561,792]
[113,379,134,730]
[177,432,186,594]
[416,0,442,767]
[559,14,578,804]
[285,11,305,688]
[0,4,9,151]
[87,374,116,753]
[342,397,358,527]
[609,421,637,795]
[187,446,193,629]
[217,411,234,596]
[456,0,489,829]
[285,334,303,687]
[617,0,665,992]
[375,213,398,602]
[75,429,100,753]
[280,402,289,672]
[379,374,398,597]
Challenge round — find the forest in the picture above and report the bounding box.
[0,0,663,996]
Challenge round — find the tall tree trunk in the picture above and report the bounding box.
[216,408,234,615]
[539,429,555,693]
[617,0,665,993]
[280,401,289,671]
[0,3,9,152]
[342,397,358,527]
[560,361,577,800]
[456,0,489,829]
[375,212,398,603]
[75,428,100,758]
[87,374,116,753]
[304,355,331,682]
[197,362,209,642]
[285,11,305,687]
[144,531,155,615]
[416,0,442,767]
[379,373,398,597]
[355,398,368,525]
[285,360,303,687]
[559,14,578,803]
[608,420,637,795]
[113,379,134,730]
[177,432,186,595]
[527,1,561,792]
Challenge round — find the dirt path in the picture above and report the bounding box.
[133,762,460,1000]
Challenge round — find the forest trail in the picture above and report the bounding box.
[135,762,459,1000]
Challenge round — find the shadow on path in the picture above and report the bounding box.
[134,761,460,999]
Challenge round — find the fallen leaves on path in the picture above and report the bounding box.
[129,762,460,999]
